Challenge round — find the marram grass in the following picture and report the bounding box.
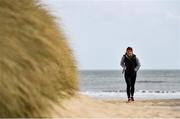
[0,0,79,117]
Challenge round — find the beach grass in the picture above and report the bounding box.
[0,0,79,117]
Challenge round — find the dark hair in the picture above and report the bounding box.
[126,47,133,51]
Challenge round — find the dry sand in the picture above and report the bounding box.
[51,94,180,118]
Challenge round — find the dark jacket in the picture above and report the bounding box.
[120,54,141,74]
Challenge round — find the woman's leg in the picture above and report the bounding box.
[125,73,131,99]
[130,72,137,98]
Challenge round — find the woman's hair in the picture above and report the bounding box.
[126,47,133,51]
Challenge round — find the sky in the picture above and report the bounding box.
[41,0,180,70]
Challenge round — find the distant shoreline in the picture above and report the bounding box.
[79,69,180,71]
[80,91,180,100]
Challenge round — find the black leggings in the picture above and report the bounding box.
[125,72,137,98]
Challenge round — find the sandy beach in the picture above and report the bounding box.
[51,94,180,118]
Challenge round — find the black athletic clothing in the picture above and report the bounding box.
[120,54,140,99]
[125,71,136,98]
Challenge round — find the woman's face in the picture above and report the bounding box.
[127,50,133,57]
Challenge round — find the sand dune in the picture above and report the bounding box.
[0,0,78,117]
[51,94,180,118]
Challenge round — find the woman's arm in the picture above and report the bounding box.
[120,55,126,73]
[135,57,141,71]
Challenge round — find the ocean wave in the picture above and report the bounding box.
[99,90,180,93]
[136,81,165,83]
[80,90,180,100]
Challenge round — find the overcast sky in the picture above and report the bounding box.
[41,0,180,70]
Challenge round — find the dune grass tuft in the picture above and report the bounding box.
[0,0,79,117]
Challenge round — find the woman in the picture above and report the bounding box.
[120,47,141,102]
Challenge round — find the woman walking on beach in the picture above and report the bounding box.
[120,47,141,102]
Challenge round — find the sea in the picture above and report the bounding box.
[79,70,180,100]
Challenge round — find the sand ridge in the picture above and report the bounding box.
[51,94,180,118]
